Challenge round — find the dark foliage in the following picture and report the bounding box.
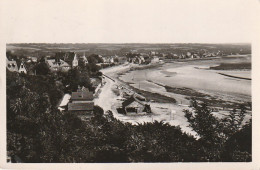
[87,54,103,64]
[62,68,93,93]
[184,100,251,162]
[7,71,251,163]
[34,62,50,75]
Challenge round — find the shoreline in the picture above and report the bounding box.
[114,61,250,109]
[217,72,251,80]
[115,70,177,104]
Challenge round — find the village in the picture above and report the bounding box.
[6,46,248,120]
[5,43,252,163]
[2,0,255,163]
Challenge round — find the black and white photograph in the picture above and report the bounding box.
[1,0,260,169]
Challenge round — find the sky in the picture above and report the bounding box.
[0,0,259,43]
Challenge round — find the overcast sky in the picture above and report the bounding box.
[0,0,259,43]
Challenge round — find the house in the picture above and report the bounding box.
[173,54,178,58]
[27,56,38,62]
[202,53,208,58]
[118,56,128,64]
[179,54,186,59]
[102,56,114,64]
[121,96,151,114]
[110,57,114,63]
[139,56,145,63]
[31,57,38,62]
[6,58,19,72]
[131,56,145,64]
[68,87,94,115]
[162,53,167,58]
[71,87,94,102]
[18,62,27,74]
[186,52,192,57]
[102,56,109,63]
[151,56,160,63]
[150,51,156,56]
[133,56,142,64]
[194,54,200,58]
[45,58,71,72]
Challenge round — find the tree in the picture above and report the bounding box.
[87,54,103,63]
[184,100,221,142]
[64,68,92,92]
[222,119,252,161]
[34,62,50,75]
[221,104,247,138]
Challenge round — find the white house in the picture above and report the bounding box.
[6,58,19,72]
[151,56,160,63]
[110,57,114,63]
[32,57,37,62]
[140,56,145,63]
[187,52,192,57]
[18,62,27,74]
[150,51,156,56]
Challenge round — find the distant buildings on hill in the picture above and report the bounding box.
[6,48,235,75]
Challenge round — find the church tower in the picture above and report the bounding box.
[72,53,78,68]
[82,53,88,65]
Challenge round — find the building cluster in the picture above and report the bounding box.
[6,53,100,117]
[6,58,27,74]
[100,55,128,65]
[45,58,71,72]
[45,53,86,72]
[115,84,151,115]
[176,51,220,59]
[120,96,151,114]
[7,52,91,74]
[8,49,222,75]
[125,50,225,65]
[6,48,238,75]
[127,52,161,65]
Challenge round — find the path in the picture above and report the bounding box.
[94,64,131,112]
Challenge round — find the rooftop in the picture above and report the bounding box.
[71,91,93,101]
[68,102,94,111]
[46,59,70,68]
[122,96,146,107]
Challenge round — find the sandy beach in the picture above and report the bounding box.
[93,56,251,136]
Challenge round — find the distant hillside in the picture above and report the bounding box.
[6,43,251,58]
